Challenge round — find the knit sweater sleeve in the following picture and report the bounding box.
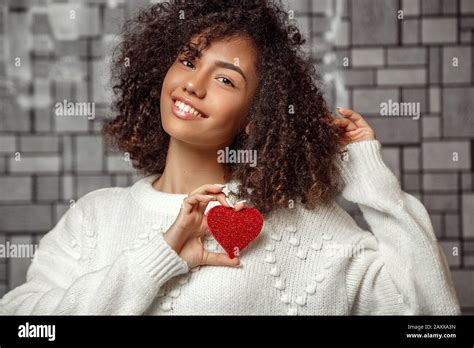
[337,140,461,315]
[0,193,189,315]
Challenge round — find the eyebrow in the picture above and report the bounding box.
[214,60,247,82]
[180,46,248,83]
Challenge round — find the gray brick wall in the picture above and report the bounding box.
[0,0,473,314]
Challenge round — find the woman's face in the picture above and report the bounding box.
[160,34,259,149]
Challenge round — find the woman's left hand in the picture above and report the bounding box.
[332,107,376,145]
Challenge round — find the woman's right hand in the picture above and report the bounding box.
[163,184,246,269]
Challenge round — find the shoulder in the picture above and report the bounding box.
[36,186,132,255]
[76,186,130,209]
[61,186,131,228]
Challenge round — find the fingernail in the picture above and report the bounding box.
[235,261,243,268]
[225,197,235,208]
[235,200,247,205]
[336,106,343,110]
[205,195,215,200]
[214,183,227,188]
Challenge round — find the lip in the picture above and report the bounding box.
[171,96,208,120]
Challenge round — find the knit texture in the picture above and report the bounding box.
[0,140,461,315]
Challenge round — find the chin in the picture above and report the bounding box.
[161,119,205,145]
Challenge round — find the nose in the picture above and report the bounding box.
[183,75,206,99]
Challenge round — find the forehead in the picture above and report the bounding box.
[188,34,259,72]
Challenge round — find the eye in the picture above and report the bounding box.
[217,77,235,88]
[179,58,195,69]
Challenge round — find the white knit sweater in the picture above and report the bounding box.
[0,140,461,315]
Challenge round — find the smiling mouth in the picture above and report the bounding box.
[171,98,208,120]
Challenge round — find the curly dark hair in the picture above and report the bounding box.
[103,0,345,215]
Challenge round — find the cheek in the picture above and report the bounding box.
[209,96,247,128]
[160,71,172,110]
[205,104,246,143]
[161,66,179,94]
[160,67,181,120]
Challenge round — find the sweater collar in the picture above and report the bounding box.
[129,174,241,214]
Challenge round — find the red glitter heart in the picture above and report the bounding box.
[206,205,264,259]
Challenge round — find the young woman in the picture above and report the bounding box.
[0,0,460,315]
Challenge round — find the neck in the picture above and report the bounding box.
[153,137,229,194]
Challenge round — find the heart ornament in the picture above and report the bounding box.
[206,205,264,259]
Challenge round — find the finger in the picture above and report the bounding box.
[336,107,370,128]
[216,192,233,208]
[201,250,241,267]
[190,183,226,196]
[332,118,344,126]
[332,118,351,127]
[346,128,375,140]
[333,116,357,131]
[233,200,247,212]
[183,194,216,214]
[198,192,231,215]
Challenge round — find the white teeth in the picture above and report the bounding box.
[174,100,203,117]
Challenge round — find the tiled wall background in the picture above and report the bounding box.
[0,0,473,314]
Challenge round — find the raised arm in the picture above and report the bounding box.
[338,139,460,314]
